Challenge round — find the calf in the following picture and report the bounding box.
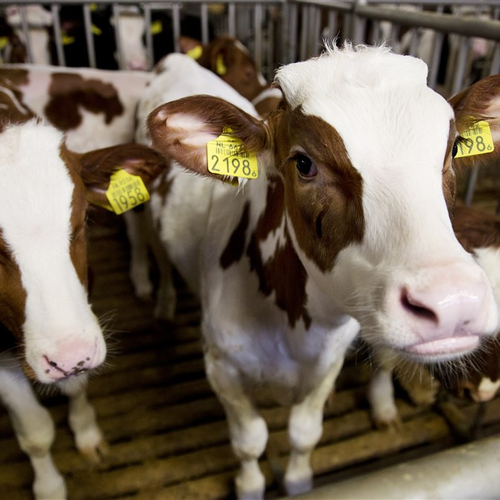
[0,64,153,152]
[139,44,499,498]
[368,204,500,427]
[0,116,165,499]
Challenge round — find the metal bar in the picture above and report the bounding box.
[287,3,298,63]
[83,3,96,68]
[201,3,209,44]
[172,3,181,53]
[294,435,500,500]
[354,5,500,41]
[228,3,236,37]
[451,37,470,95]
[254,3,263,70]
[51,4,66,66]
[299,5,308,61]
[18,5,34,63]
[143,4,154,70]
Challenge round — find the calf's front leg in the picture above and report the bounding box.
[205,350,268,500]
[285,358,344,496]
[0,360,66,500]
[58,374,107,463]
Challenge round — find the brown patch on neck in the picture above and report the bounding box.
[273,106,365,272]
[220,176,311,329]
[44,72,124,131]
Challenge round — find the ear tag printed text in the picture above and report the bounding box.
[454,120,494,158]
[207,127,258,180]
[105,169,150,215]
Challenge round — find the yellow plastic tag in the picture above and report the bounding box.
[216,54,227,75]
[455,120,495,158]
[187,45,203,60]
[62,34,75,46]
[91,24,102,36]
[207,127,258,180]
[105,170,150,215]
[90,3,97,11]
[151,20,163,35]
[0,37,8,50]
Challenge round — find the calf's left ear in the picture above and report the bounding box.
[147,95,269,180]
[75,143,169,207]
[450,74,500,170]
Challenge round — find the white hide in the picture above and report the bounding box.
[0,121,105,382]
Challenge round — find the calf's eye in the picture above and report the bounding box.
[294,153,318,178]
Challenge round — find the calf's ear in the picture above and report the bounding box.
[75,143,168,207]
[147,95,269,181]
[450,74,500,170]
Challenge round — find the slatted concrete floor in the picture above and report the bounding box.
[2,181,500,500]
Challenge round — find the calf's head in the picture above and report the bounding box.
[147,44,499,363]
[0,119,165,383]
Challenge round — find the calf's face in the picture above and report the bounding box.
[0,120,166,383]
[147,45,499,364]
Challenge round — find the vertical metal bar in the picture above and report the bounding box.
[172,3,181,53]
[254,4,263,71]
[371,20,381,45]
[428,31,444,90]
[265,5,275,81]
[451,37,470,96]
[464,169,479,206]
[327,10,338,43]
[51,4,66,66]
[312,6,321,56]
[201,3,209,44]
[18,5,34,63]
[83,3,97,68]
[228,3,236,38]
[112,3,125,68]
[144,4,154,70]
[300,5,308,62]
[489,43,500,76]
[287,3,298,64]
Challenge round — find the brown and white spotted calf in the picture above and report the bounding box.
[0,64,154,152]
[369,204,500,426]
[137,44,500,498]
[0,116,165,499]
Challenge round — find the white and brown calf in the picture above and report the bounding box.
[0,117,165,499]
[0,64,153,153]
[367,73,500,426]
[368,205,500,427]
[139,44,499,498]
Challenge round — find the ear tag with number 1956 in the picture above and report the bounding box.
[454,120,495,158]
[207,127,258,180]
[105,169,150,215]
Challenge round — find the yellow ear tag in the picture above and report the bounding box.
[0,37,8,50]
[151,20,163,35]
[187,45,203,60]
[216,54,227,76]
[89,3,98,11]
[105,169,150,215]
[62,33,75,45]
[207,127,258,181]
[454,120,495,158]
[91,24,102,36]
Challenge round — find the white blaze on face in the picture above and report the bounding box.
[275,45,498,361]
[0,121,105,383]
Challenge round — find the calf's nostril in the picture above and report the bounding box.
[400,289,438,323]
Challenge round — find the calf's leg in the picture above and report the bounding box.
[205,351,268,500]
[58,375,107,463]
[285,358,343,496]
[0,360,66,500]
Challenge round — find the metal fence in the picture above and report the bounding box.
[2,0,500,93]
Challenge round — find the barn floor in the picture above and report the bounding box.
[2,170,500,500]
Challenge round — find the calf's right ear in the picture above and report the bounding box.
[74,143,169,208]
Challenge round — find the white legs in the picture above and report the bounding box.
[0,356,104,499]
[0,360,66,500]
[285,359,343,496]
